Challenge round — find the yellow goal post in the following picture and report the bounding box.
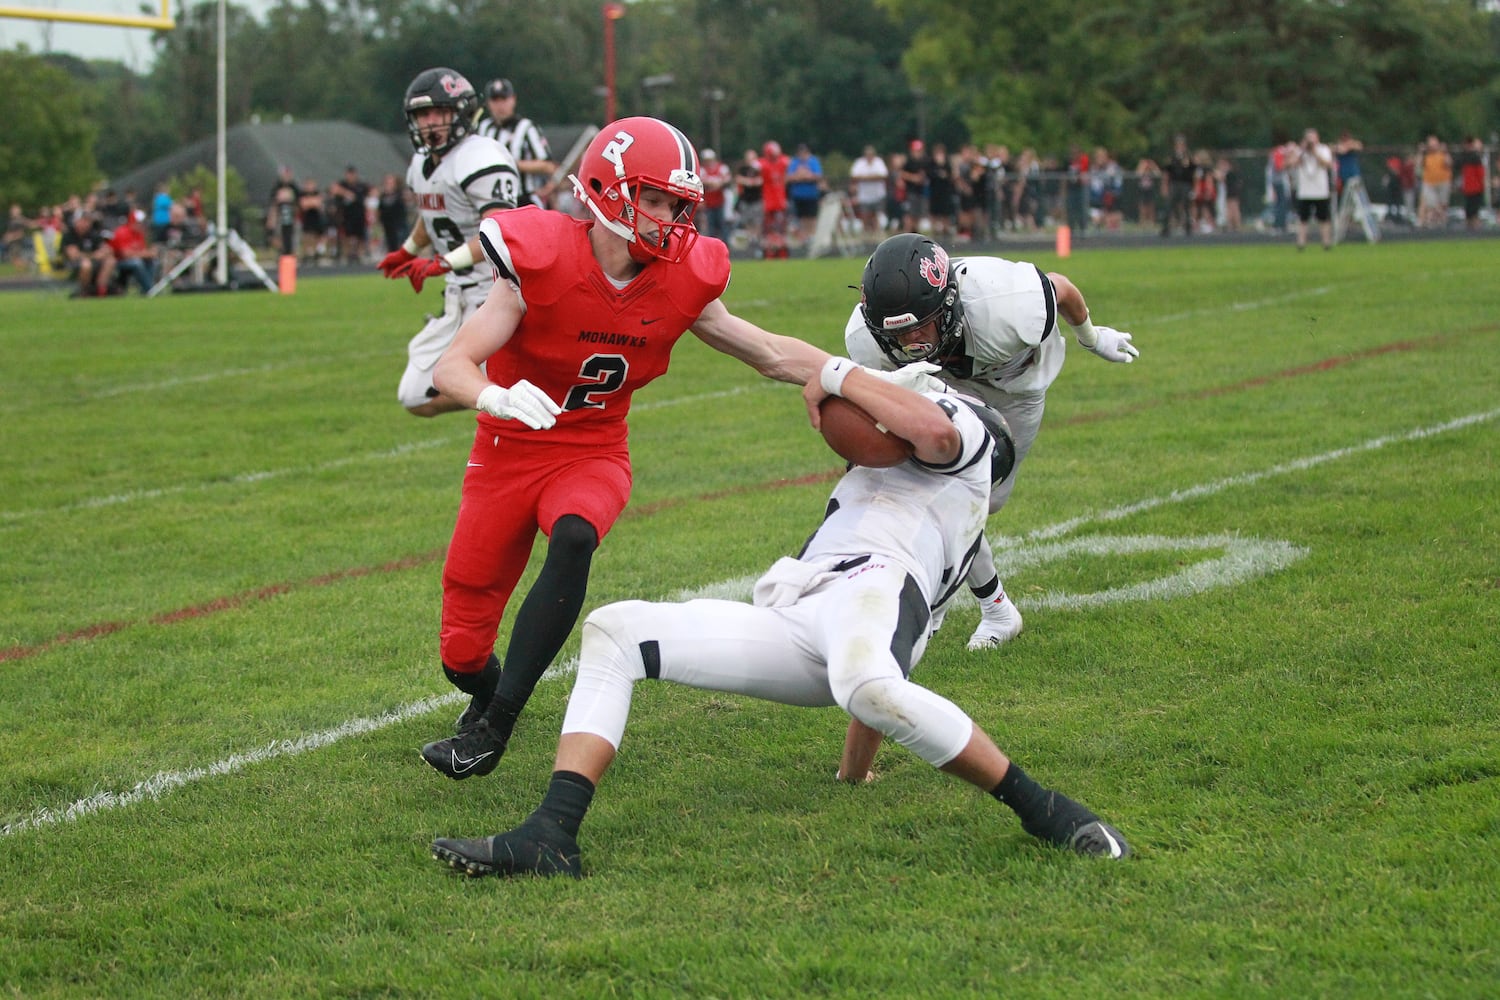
[0,0,172,30]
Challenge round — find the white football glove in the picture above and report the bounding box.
[1085,326,1139,364]
[867,361,947,393]
[475,380,563,429]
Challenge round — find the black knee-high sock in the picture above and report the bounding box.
[990,762,1097,846]
[443,655,500,704]
[488,515,598,736]
[526,770,596,841]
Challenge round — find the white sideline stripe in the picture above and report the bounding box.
[90,362,312,399]
[2,574,708,839]
[0,356,355,415]
[1027,407,1500,543]
[0,280,1314,416]
[994,534,1309,611]
[1,694,453,838]
[0,365,280,414]
[5,406,1495,838]
[0,384,774,523]
[1145,285,1332,324]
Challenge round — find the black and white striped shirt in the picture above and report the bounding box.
[478,115,552,204]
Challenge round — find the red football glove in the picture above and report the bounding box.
[398,256,451,293]
[377,247,417,277]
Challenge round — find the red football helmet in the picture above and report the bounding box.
[570,117,704,264]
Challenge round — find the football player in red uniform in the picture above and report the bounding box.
[419,117,832,780]
[429,365,1128,877]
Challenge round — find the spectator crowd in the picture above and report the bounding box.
[655,130,1494,257]
[4,183,207,298]
[5,124,1493,292]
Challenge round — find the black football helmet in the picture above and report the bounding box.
[403,67,480,157]
[958,397,1016,485]
[859,233,967,368]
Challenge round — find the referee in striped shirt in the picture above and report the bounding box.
[479,79,557,208]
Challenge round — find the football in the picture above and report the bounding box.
[818,396,914,468]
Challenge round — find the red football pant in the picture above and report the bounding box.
[439,428,632,672]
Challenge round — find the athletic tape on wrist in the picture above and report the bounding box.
[820,356,855,397]
[1071,317,1099,349]
[442,243,475,271]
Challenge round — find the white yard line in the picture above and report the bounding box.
[1143,285,1333,325]
[4,404,1497,838]
[0,384,775,523]
[1026,407,1500,542]
[2,694,457,837]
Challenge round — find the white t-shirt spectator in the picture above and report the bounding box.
[850,153,890,208]
[1293,142,1333,200]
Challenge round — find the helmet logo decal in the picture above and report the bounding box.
[602,130,637,179]
[439,73,470,96]
[569,117,703,265]
[917,244,949,289]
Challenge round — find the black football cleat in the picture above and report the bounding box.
[421,718,507,780]
[1020,791,1130,859]
[454,696,484,734]
[1068,820,1130,858]
[431,819,582,879]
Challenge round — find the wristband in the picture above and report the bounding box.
[442,243,476,271]
[820,356,856,397]
[402,236,421,256]
[1070,316,1099,349]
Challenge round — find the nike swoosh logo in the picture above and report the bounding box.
[451,749,495,773]
[640,317,661,325]
[466,461,483,468]
[1097,826,1124,858]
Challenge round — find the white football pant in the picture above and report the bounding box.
[561,560,974,768]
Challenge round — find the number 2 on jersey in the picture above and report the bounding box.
[563,354,628,411]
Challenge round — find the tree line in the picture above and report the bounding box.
[3,0,1496,210]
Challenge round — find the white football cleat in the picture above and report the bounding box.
[967,594,1023,650]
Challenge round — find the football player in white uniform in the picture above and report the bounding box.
[378,67,522,416]
[845,233,1140,649]
[430,361,1129,878]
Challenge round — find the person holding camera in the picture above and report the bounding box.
[1289,127,1334,250]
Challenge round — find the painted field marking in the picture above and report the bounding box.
[1029,407,1500,543]
[1144,285,1333,324]
[993,534,1307,610]
[6,406,1495,838]
[0,282,1329,416]
[0,384,774,524]
[1,693,455,837]
[14,319,1494,525]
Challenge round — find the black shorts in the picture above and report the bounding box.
[1296,198,1330,223]
[792,197,821,220]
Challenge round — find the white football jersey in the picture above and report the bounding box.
[802,391,994,609]
[845,255,1066,393]
[406,133,522,289]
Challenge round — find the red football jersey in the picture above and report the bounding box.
[476,207,732,447]
[760,154,790,212]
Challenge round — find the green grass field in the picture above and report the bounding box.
[2,240,1497,998]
